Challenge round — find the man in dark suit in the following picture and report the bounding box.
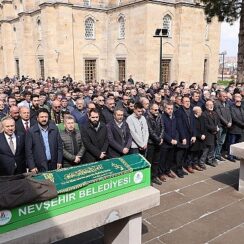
[81,108,108,163]
[107,107,132,158]
[0,116,26,176]
[101,98,115,124]
[25,108,63,173]
[175,96,196,177]
[15,107,36,134]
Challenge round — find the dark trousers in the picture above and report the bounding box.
[189,151,203,166]
[200,145,215,164]
[146,144,161,179]
[175,148,187,171]
[159,147,175,174]
[227,133,242,159]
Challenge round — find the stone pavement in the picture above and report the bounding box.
[142,160,243,244]
[58,160,243,244]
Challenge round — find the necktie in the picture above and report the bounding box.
[25,121,29,131]
[9,136,15,155]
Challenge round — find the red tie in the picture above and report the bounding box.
[25,121,29,131]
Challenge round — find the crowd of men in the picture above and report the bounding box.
[0,75,244,185]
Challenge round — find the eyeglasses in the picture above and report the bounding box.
[54,106,61,108]
[99,99,104,102]
[153,109,159,111]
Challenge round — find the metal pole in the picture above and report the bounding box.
[159,36,163,87]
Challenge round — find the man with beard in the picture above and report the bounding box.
[145,103,164,185]
[9,106,20,122]
[101,97,115,124]
[81,109,108,163]
[30,94,40,120]
[25,108,63,173]
[107,107,132,158]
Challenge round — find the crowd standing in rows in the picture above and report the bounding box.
[0,75,244,185]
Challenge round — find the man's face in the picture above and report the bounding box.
[37,112,49,126]
[219,92,227,102]
[72,92,78,100]
[0,101,4,111]
[64,119,75,131]
[66,93,71,100]
[182,97,191,109]
[87,104,96,113]
[2,119,15,136]
[165,105,173,116]
[8,98,16,107]
[206,101,214,111]
[10,108,19,120]
[76,100,84,110]
[122,96,129,106]
[89,112,99,127]
[61,99,68,108]
[134,108,143,118]
[106,99,115,111]
[128,103,134,111]
[14,94,21,101]
[114,110,124,123]
[32,97,40,108]
[150,104,159,117]
[142,99,149,110]
[25,95,31,102]
[20,108,30,121]
[192,94,200,102]
[195,108,202,117]
[52,101,61,112]
[235,94,242,106]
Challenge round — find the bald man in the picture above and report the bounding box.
[9,106,20,121]
[50,100,63,124]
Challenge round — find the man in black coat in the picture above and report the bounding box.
[81,108,109,163]
[145,103,164,185]
[25,108,63,173]
[227,93,244,162]
[175,96,196,177]
[0,116,26,176]
[101,98,115,124]
[160,102,178,178]
[107,107,132,158]
[199,100,220,167]
[15,107,36,134]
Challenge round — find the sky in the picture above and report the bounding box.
[220,21,239,57]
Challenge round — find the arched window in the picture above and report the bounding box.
[163,15,172,37]
[118,16,125,39]
[85,17,95,39]
[37,19,42,40]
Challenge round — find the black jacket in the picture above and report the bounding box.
[202,110,219,146]
[81,122,109,163]
[107,120,132,158]
[15,118,36,134]
[214,100,232,128]
[0,132,26,176]
[229,105,244,134]
[101,107,114,124]
[145,113,164,145]
[25,122,63,172]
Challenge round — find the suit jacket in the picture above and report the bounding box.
[175,107,196,148]
[229,105,244,134]
[25,122,63,172]
[0,132,26,176]
[81,122,109,163]
[214,100,232,128]
[15,118,36,134]
[101,107,114,124]
[106,120,132,158]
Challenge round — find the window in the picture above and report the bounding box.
[85,60,96,83]
[118,60,126,81]
[37,19,42,40]
[85,18,95,39]
[39,59,45,79]
[161,59,171,83]
[118,16,125,39]
[163,15,172,37]
[83,0,90,6]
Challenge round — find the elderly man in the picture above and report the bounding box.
[0,116,26,176]
[60,115,85,167]
[107,107,132,158]
[50,100,63,124]
[15,106,36,134]
[9,106,20,121]
[71,98,86,124]
[25,108,63,173]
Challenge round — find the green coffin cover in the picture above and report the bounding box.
[0,154,151,234]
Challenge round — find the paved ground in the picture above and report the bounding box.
[142,160,243,244]
[58,160,243,244]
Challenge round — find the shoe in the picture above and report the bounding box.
[216,157,225,161]
[182,170,188,175]
[152,178,162,185]
[213,159,218,164]
[228,157,236,162]
[159,175,167,182]
[192,165,203,171]
[199,164,207,170]
[175,171,184,178]
[185,166,194,174]
[206,162,216,167]
[166,172,176,179]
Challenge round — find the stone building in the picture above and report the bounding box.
[0,0,221,84]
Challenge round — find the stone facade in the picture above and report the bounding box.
[0,0,221,84]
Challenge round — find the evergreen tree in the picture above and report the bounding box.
[201,0,243,82]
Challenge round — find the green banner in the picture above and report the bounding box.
[34,154,149,194]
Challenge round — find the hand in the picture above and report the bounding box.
[30,167,38,174]
[143,145,147,150]
[74,156,81,163]
[159,139,163,145]
[171,139,177,145]
[122,148,129,154]
[100,152,106,159]
[182,139,187,145]
[227,123,232,128]
[191,137,196,143]
[201,135,206,140]
[57,163,62,169]
[217,126,220,132]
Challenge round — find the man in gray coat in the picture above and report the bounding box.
[60,115,85,167]
[214,91,232,161]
